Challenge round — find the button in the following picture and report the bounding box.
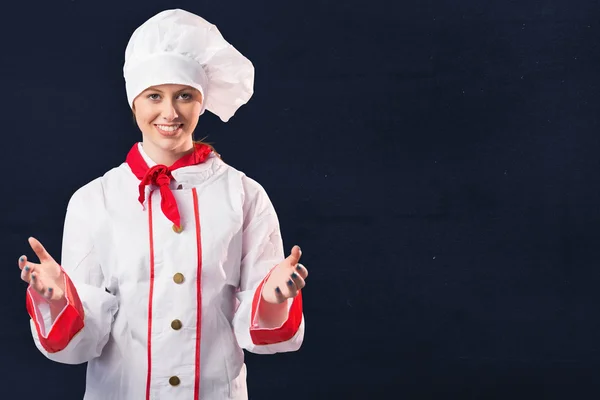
[173,273,184,284]
[171,319,182,330]
[172,224,183,233]
[169,376,180,386]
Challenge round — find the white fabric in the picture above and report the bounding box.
[26,289,55,337]
[28,147,304,400]
[123,9,255,122]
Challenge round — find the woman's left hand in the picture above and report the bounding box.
[262,245,308,304]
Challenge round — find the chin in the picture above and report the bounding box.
[151,133,192,150]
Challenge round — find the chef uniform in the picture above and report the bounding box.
[24,9,305,400]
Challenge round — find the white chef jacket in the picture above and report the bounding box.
[25,143,305,400]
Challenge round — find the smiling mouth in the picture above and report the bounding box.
[155,124,183,136]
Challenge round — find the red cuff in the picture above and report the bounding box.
[26,269,85,353]
[249,268,303,345]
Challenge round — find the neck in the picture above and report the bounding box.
[141,139,195,167]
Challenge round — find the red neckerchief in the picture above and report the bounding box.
[126,143,212,229]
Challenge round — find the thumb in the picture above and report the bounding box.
[28,237,54,263]
[286,245,302,265]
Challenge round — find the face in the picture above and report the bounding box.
[132,84,203,154]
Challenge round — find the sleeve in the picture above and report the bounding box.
[26,182,119,365]
[231,175,305,355]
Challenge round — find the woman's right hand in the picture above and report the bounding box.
[18,237,66,303]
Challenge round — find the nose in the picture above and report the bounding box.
[161,101,179,121]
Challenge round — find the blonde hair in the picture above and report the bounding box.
[193,137,221,159]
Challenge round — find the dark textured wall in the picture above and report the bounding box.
[3,1,599,398]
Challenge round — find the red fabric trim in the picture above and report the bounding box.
[138,166,182,228]
[145,193,156,400]
[126,143,212,229]
[249,269,304,345]
[25,270,85,353]
[192,188,203,398]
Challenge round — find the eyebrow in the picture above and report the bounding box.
[144,87,191,94]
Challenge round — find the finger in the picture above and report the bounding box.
[17,255,28,271]
[30,275,56,300]
[290,271,306,290]
[30,272,46,294]
[20,262,34,283]
[285,245,302,266]
[28,237,54,263]
[280,276,299,298]
[273,286,287,304]
[45,286,63,301]
[294,263,308,280]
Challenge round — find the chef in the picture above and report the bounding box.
[17,8,307,400]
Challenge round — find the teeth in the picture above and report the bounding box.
[156,125,181,132]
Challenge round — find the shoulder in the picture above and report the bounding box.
[215,158,271,200]
[218,161,279,221]
[67,163,130,212]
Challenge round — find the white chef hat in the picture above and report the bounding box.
[123,9,254,122]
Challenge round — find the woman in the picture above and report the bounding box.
[17,9,307,400]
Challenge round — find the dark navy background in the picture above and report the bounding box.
[2,0,599,398]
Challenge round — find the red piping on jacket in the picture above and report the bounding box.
[145,193,156,400]
[192,188,203,398]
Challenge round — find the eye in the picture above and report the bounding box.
[147,93,161,100]
[178,93,193,100]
